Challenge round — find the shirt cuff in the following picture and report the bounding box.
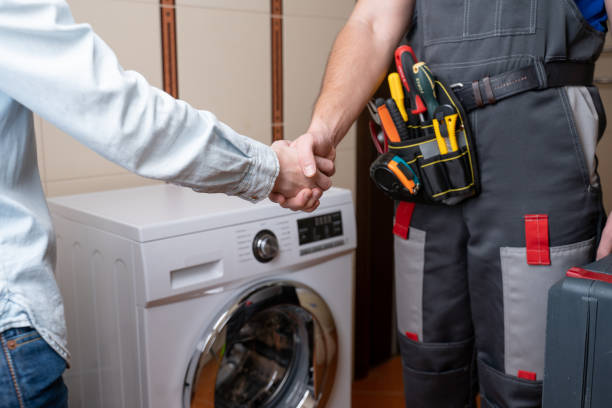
[235,140,279,203]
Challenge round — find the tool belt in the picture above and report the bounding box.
[369,47,595,206]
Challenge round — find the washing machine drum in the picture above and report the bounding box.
[183,282,338,408]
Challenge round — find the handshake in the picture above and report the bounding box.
[269,127,336,212]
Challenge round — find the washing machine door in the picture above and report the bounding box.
[183,282,338,408]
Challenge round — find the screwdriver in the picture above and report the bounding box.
[394,46,427,122]
[385,99,410,141]
[388,73,408,121]
[376,100,402,143]
[412,62,439,119]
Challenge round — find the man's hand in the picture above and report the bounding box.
[596,211,612,260]
[292,124,336,178]
[269,124,336,207]
[270,140,333,212]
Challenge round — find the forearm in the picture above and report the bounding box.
[310,0,415,146]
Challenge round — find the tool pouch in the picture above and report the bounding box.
[370,79,480,205]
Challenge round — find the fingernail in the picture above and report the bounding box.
[304,165,316,177]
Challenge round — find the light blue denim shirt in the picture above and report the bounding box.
[0,0,279,361]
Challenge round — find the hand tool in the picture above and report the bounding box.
[366,99,388,153]
[367,99,382,126]
[412,61,439,118]
[432,117,448,155]
[376,99,402,143]
[385,99,410,141]
[433,104,459,152]
[394,46,427,122]
[388,73,408,121]
[445,114,459,152]
[387,155,419,195]
[368,120,387,154]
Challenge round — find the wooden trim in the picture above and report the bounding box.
[160,0,178,98]
[270,0,284,141]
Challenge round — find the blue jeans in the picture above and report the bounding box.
[0,327,67,408]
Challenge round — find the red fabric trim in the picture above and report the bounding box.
[393,202,416,239]
[517,370,537,381]
[405,332,419,342]
[567,267,612,285]
[524,214,551,265]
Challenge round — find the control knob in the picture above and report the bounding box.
[252,230,279,263]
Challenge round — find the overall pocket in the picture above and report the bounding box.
[499,237,595,380]
[562,86,604,189]
[395,229,427,340]
[419,0,537,46]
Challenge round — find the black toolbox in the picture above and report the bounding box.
[542,255,612,407]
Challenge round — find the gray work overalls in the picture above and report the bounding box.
[395,1,607,406]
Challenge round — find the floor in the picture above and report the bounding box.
[351,357,406,408]
[352,356,482,408]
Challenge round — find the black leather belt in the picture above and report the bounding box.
[453,61,595,112]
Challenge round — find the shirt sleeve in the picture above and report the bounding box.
[0,0,279,202]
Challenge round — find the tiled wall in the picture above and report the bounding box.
[38,0,357,199]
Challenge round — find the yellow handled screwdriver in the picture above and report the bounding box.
[388,73,408,121]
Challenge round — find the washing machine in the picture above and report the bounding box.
[48,185,356,408]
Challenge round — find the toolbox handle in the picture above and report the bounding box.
[566,266,612,285]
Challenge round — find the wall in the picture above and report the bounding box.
[37,0,357,199]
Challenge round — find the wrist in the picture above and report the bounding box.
[308,118,337,147]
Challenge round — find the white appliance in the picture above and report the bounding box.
[48,185,356,408]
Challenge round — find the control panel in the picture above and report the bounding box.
[234,206,354,266]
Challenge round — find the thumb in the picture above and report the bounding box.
[295,133,317,178]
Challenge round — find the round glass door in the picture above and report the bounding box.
[183,282,338,408]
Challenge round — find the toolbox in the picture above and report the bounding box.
[542,254,612,407]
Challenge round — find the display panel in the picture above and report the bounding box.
[297,211,343,246]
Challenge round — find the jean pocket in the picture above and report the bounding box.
[8,330,67,401]
[4,328,43,350]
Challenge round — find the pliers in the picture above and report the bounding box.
[366,99,388,154]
